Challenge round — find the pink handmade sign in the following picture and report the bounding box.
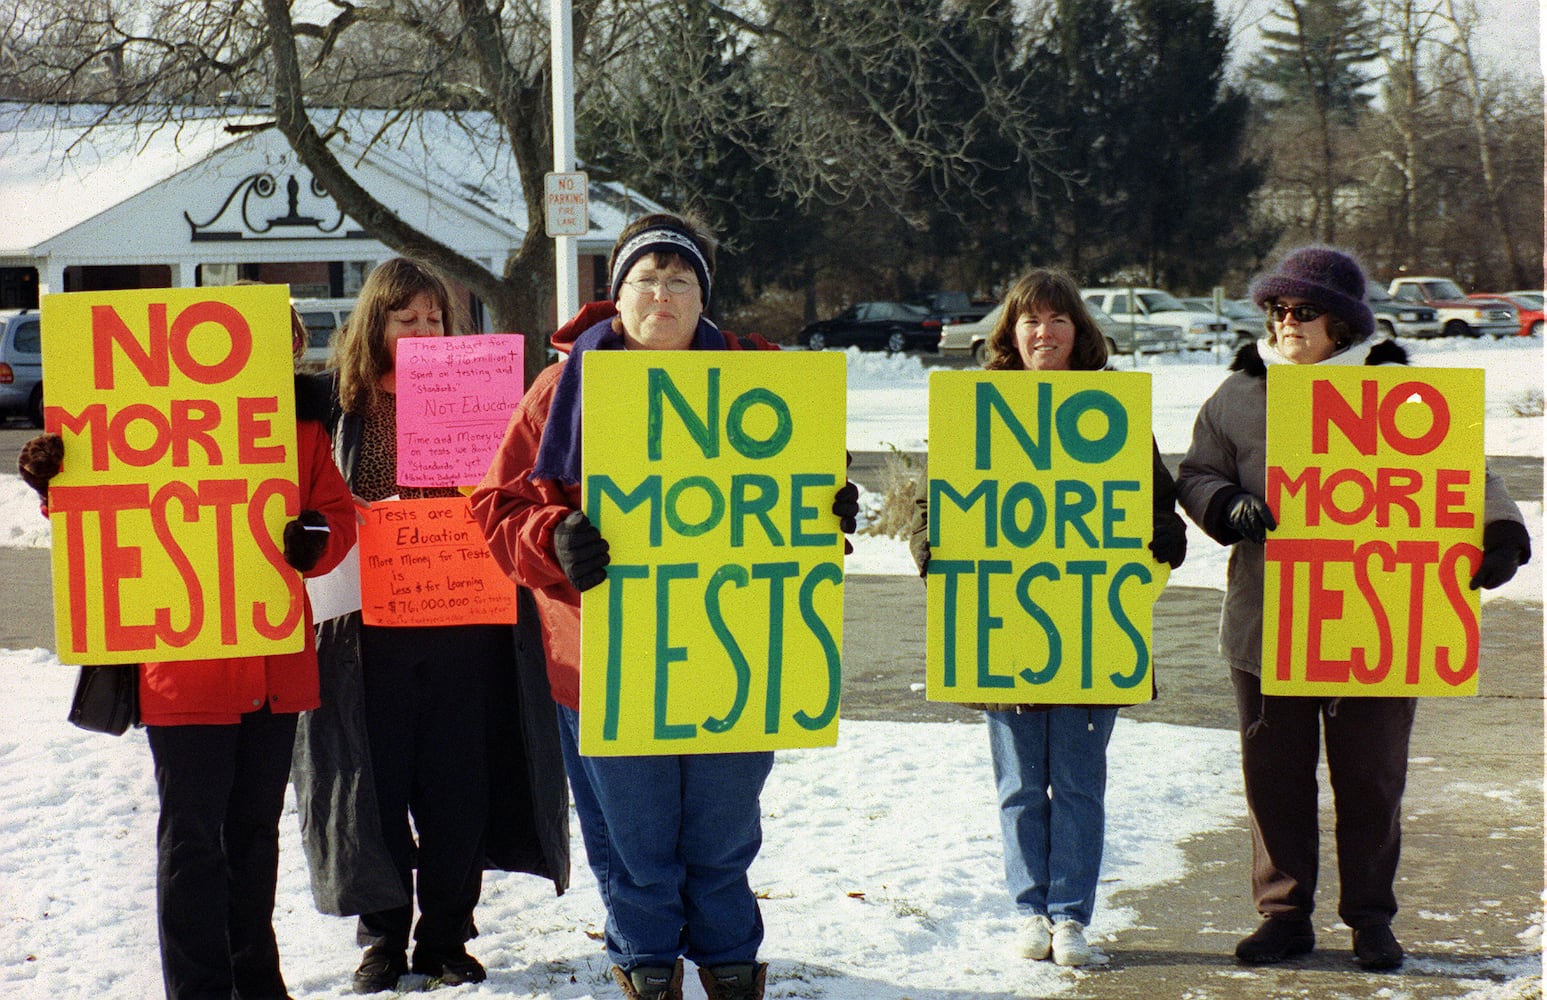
[395,334,524,486]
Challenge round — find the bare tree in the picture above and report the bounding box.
[2,0,1056,379]
[1436,0,1529,288]
[1367,0,1444,266]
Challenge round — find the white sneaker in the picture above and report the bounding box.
[1017,914,1053,960]
[1051,920,1091,967]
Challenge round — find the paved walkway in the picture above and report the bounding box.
[843,577,1545,999]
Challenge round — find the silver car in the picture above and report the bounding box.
[938,303,1182,365]
[0,309,43,426]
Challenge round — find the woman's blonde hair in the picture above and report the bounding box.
[983,268,1109,372]
[333,258,460,413]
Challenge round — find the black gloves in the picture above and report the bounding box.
[554,510,610,592]
[1470,519,1532,590]
[282,510,331,572]
[1226,493,1277,545]
[908,490,930,578]
[833,480,859,555]
[832,481,859,533]
[17,432,63,502]
[1150,512,1187,569]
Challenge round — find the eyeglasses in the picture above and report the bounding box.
[624,276,699,297]
[1267,302,1327,323]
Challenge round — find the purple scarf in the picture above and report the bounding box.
[530,314,729,485]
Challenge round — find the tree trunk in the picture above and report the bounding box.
[1444,0,1525,287]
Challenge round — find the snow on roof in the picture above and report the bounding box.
[0,103,665,255]
[0,113,260,252]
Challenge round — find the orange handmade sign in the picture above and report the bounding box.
[1263,366,1485,696]
[41,286,301,664]
[358,497,516,626]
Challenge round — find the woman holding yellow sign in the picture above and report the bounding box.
[1176,246,1530,972]
[472,213,859,1000]
[908,268,1188,969]
[18,304,357,1000]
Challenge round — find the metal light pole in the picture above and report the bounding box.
[550,0,579,321]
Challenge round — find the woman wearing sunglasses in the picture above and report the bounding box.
[1175,247,1530,972]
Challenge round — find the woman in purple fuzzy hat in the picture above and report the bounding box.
[1175,246,1531,973]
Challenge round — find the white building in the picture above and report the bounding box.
[0,104,663,327]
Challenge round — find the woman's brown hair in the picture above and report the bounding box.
[332,258,460,413]
[983,269,1109,372]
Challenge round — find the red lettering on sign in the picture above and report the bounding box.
[1436,543,1480,686]
[150,482,206,646]
[249,477,303,639]
[237,397,286,465]
[92,303,169,389]
[1310,378,1449,457]
[1434,468,1474,529]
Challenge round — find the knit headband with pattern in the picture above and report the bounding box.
[608,227,712,306]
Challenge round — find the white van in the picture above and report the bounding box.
[1082,287,1229,350]
[290,297,356,370]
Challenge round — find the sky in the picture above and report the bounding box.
[0,336,1541,998]
[1216,0,1543,77]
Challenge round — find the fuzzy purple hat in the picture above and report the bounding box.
[1250,246,1375,343]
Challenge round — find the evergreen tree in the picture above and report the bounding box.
[1247,0,1383,241]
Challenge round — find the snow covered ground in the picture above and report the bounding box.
[0,336,1540,998]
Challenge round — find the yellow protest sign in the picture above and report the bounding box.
[41,286,302,664]
[1263,365,1485,696]
[579,351,847,755]
[925,371,1167,705]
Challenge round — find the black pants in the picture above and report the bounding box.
[1231,668,1416,930]
[355,624,497,957]
[147,707,299,1000]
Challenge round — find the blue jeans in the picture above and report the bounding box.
[556,704,774,970]
[987,705,1118,926]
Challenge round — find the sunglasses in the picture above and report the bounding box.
[1267,302,1327,323]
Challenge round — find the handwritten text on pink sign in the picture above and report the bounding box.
[396,334,524,486]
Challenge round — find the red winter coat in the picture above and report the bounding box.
[139,418,356,726]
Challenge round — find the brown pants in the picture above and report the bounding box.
[1230,668,1416,930]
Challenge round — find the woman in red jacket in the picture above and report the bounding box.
[17,307,357,1000]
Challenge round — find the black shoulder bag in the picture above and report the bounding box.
[67,665,140,736]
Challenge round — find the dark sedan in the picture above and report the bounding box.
[798,301,941,352]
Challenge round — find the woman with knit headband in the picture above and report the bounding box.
[472,212,860,1000]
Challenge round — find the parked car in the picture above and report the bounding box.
[799,301,941,352]
[1467,293,1542,338]
[1365,286,1442,340]
[1179,297,1263,346]
[938,302,1183,365]
[1387,277,1516,338]
[290,296,355,369]
[910,290,994,326]
[1081,287,1229,349]
[0,308,43,426]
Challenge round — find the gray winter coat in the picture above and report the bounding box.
[290,383,570,915]
[1176,340,1525,677]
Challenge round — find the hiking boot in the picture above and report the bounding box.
[411,944,487,985]
[612,958,684,1000]
[1051,920,1091,967]
[697,962,767,1000]
[1017,914,1054,960]
[1235,916,1316,964]
[351,946,407,994]
[1353,923,1404,971]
